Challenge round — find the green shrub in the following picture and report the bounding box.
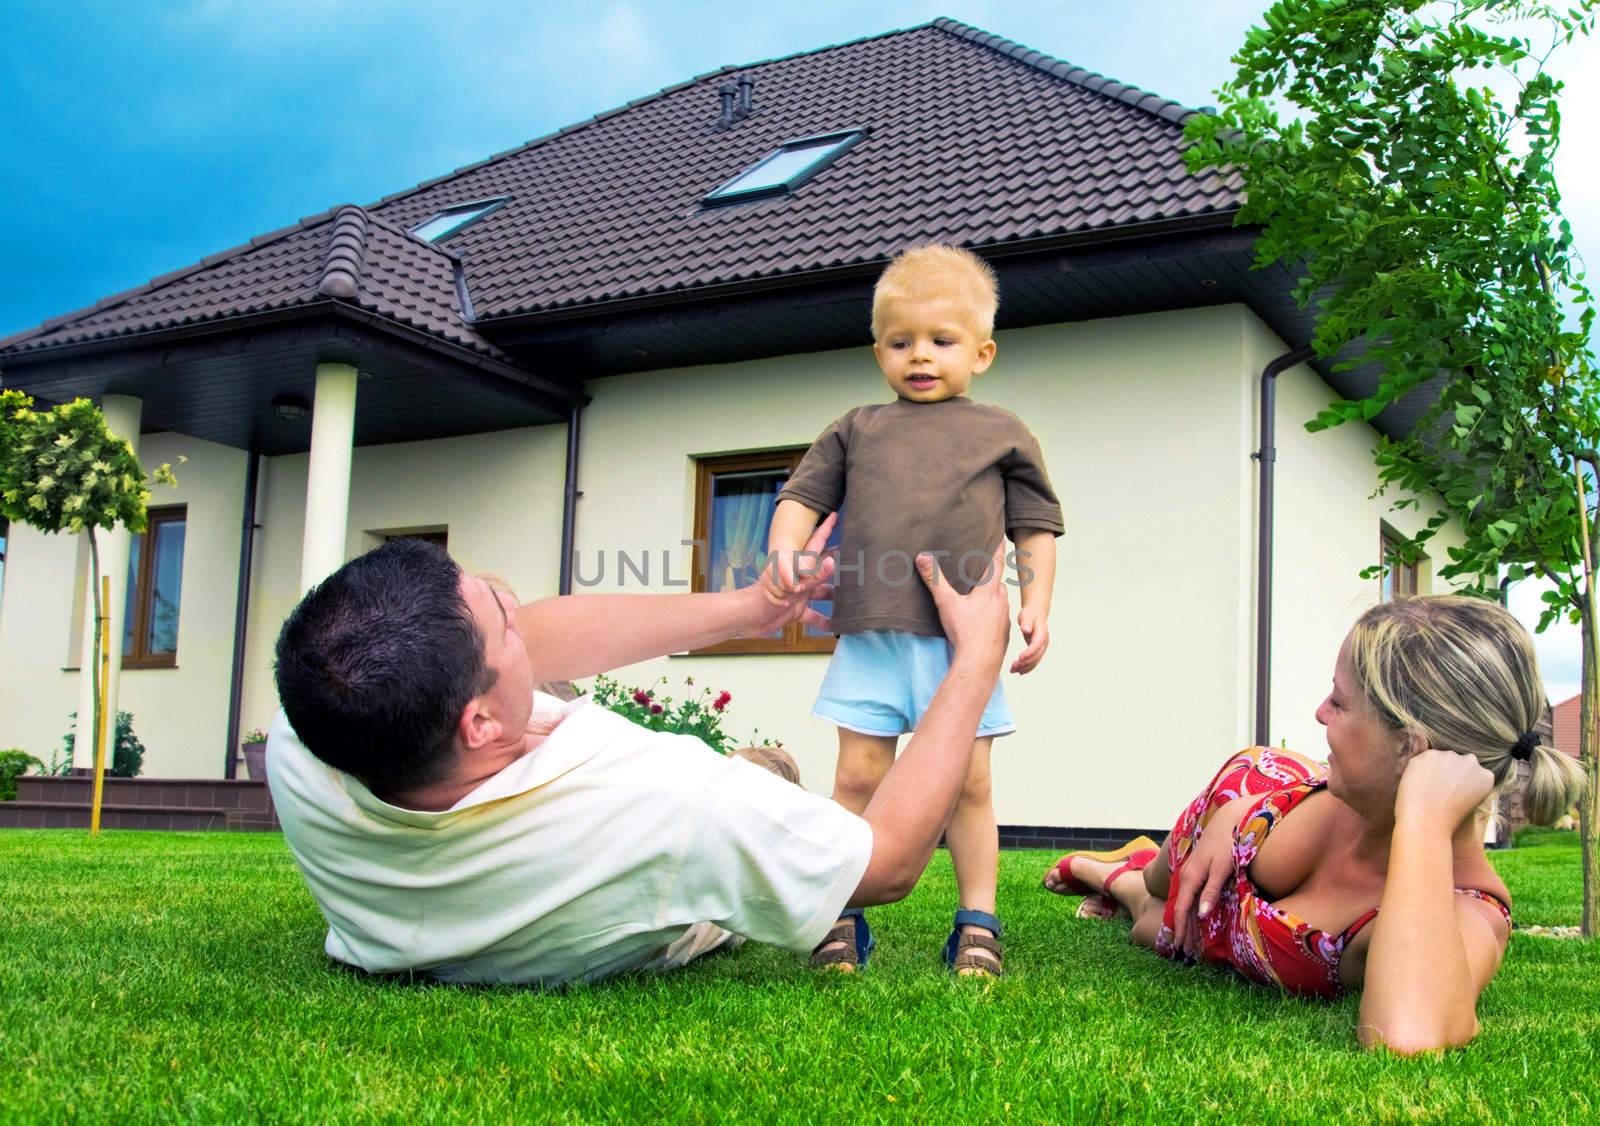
[57,711,146,778]
[0,750,43,801]
[586,676,777,755]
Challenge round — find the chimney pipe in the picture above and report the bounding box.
[736,75,755,118]
[718,82,737,127]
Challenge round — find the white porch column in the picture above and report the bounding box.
[73,394,142,771]
[298,362,359,593]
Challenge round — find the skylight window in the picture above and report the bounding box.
[704,129,867,206]
[410,198,506,243]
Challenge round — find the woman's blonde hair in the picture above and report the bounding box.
[1347,595,1584,824]
[871,244,999,340]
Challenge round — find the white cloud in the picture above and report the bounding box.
[1507,577,1584,706]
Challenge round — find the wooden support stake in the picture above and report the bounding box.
[90,574,110,835]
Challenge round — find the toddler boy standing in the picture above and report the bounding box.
[767,244,1063,976]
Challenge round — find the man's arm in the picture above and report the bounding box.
[848,545,1011,905]
[515,513,837,683]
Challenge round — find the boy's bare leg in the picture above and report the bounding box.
[831,728,898,813]
[813,729,898,966]
[945,736,999,973]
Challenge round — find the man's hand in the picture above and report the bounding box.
[744,511,838,635]
[917,542,1009,673]
[1010,606,1050,674]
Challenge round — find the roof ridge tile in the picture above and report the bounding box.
[317,206,371,299]
[931,17,1198,128]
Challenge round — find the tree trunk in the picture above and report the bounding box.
[1583,606,1600,936]
[1571,458,1599,935]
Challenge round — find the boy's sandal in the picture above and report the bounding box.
[942,908,1004,978]
[1043,835,1160,896]
[810,908,874,972]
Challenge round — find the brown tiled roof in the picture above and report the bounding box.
[369,17,1237,319]
[0,204,505,360]
[2,18,1236,357]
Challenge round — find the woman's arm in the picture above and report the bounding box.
[1357,751,1505,1054]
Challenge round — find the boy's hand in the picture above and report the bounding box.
[747,512,838,634]
[761,511,838,601]
[1010,607,1049,674]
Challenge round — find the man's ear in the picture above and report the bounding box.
[457,693,501,752]
[973,338,997,374]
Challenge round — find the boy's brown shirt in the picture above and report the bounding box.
[777,396,1063,638]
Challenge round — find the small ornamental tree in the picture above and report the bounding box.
[1185,0,1600,930]
[0,391,176,776]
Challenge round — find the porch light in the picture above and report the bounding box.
[272,395,310,422]
[703,129,867,206]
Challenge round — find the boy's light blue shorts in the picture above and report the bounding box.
[813,630,1015,739]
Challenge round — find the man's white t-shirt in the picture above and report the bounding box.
[267,693,873,985]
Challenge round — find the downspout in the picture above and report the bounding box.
[558,403,583,595]
[224,451,261,778]
[1253,347,1316,747]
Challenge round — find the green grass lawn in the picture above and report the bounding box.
[1,829,1595,1123]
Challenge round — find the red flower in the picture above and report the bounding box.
[650,703,664,715]
[713,690,732,712]
[632,689,652,706]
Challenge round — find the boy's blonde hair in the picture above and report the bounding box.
[871,244,999,341]
[1347,595,1585,825]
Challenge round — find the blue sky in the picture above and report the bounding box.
[2,0,1595,699]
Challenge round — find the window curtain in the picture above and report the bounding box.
[712,477,778,592]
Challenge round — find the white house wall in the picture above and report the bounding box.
[0,305,1467,830]
[237,426,570,748]
[1256,316,1468,760]
[0,434,248,777]
[576,305,1261,829]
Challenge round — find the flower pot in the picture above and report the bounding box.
[242,741,268,782]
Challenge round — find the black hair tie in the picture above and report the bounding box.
[1510,731,1539,761]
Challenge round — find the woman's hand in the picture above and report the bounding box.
[1394,749,1494,832]
[1169,819,1234,956]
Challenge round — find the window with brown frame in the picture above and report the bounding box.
[124,505,186,668]
[690,450,837,656]
[388,529,448,551]
[1379,526,1419,602]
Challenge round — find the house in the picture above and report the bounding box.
[0,18,1464,836]
[1553,692,1582,760]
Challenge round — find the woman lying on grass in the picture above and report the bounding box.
[1044,595,1584,1054]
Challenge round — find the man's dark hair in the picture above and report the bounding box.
[274,537,495,795]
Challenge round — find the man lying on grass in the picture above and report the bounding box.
[268,519,1012,984]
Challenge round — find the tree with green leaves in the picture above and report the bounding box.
[0,391,176,781]
[1185,0,1600,930]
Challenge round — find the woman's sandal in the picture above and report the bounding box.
[809,907,874,972]
[1042,835,1160,896]
[942,908,1004,978]
[1068,847,1161,919]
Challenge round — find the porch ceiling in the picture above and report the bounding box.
[0,313,575,456]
